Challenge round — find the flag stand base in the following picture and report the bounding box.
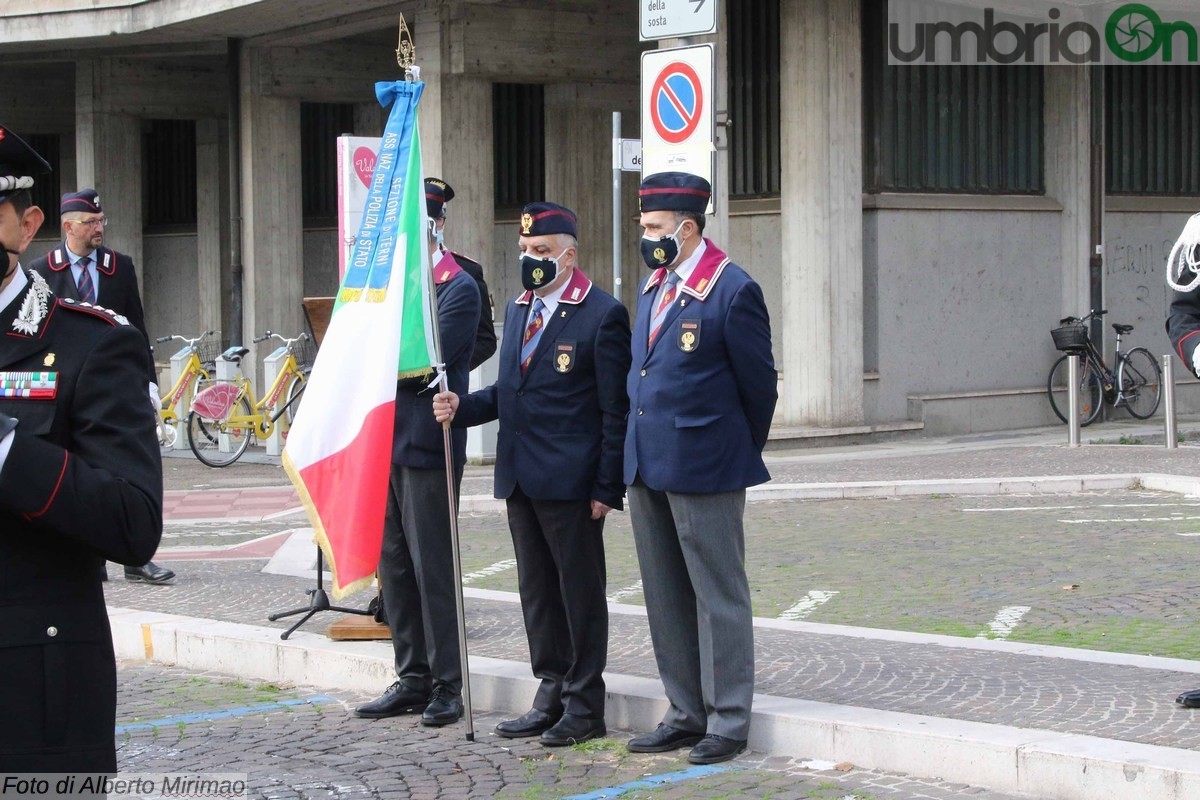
[267,547,371,640]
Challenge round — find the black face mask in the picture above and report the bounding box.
[639,220,686,269]
[520,248,569,292]
[2,245,19,282]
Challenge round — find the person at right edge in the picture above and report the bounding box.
[353,199,481,727]
[0,124,163,772]
[1164,209,1200,709]
[623,172,777,765]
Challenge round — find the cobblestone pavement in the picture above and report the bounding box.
[116,662,1028,800]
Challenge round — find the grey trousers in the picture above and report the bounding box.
[627,480,754,740]
[378,463,464,693]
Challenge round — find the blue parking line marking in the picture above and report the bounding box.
[114,695,335,733]
[563,765,729,799]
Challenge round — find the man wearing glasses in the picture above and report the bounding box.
[31,189,175,585]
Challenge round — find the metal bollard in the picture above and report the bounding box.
[1163,353,1178,449]
[1067,354,1081,447]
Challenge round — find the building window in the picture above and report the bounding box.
[1107,66,1200,195]
[862,0,1044,194]
[729,0,781,198]
[143,120,198,229]
[301,102,354,222]
[27,134,60,236]
[493,83,544,211]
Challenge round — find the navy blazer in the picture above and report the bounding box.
[624,240,777,494]
[30,243,154,382]
[456,268,631,510]
[391,256,480,470]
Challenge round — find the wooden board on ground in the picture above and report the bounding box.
[328,615,392,641]
[302,297,335,348]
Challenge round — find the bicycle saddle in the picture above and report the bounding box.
[1112,323,1134,335]
[220,345,250,363]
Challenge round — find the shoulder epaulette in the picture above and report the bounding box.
[59,298,128,326]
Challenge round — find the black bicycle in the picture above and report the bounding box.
[1047,310,1162,426]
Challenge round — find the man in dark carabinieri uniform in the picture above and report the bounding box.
[30,188,174,585]
[0,124,163,772]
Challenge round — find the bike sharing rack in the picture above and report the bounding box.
[262,345,290,456]
[1065,352,1179,449]
[165,347,197,450]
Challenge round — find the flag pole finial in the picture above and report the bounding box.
[397,14,417,80]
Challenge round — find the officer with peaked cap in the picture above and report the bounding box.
[0,124,163,771]
[425,177,497,369]
[354,181,481,727]
[29,189,174,585]
[433,202,631,746]
[623,172,777,765]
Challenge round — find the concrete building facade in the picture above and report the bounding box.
[2,0,1196,437]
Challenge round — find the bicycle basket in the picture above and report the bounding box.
[1051,323,1089,353]
[195,336,223,367]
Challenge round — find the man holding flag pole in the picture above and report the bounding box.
[282,25,479,734]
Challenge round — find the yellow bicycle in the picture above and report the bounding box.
[155,330,217,447]
[187,331,309,467]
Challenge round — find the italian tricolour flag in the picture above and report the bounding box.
[282,80,436,599]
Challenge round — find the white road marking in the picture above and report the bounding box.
[607,580,644,603]
[1061,516,1200,524]
[461,559,518,585]
[976,605,1031,640]
[780,590,840,621]
[964,502,1200,513]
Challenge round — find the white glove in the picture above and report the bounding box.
[149,382,160,411]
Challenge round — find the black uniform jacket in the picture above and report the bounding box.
[447,249,497,370]
[0,269,163,771]
[30,242,155,381]
[1168,276,1200,377]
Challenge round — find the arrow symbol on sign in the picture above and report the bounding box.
[688,0,706,11]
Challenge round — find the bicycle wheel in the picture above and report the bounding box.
[1047,355,1104,426]
[187,396,253,467]
[1118,347,1162,419]
[282,372,306,425]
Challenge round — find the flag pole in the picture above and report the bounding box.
[399,15,475,743]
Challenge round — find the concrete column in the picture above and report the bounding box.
[414,5,495,274]
[1044,66,1092,319]
[544,82,638,295]
[779,0,864,427]
[75,59,144,280]
[239,46,303,372]
[195,118,229,337]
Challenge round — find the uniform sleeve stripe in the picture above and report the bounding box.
[29,451,69,519]
[1176,329,1200,362]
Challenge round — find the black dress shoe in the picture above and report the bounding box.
[539,713,605,746]
[421,686,463,726]
[495,708,560,738]
[627,723,705,753]
[354,681,430,719]
[124,561,175,584]
[687,734,747,765]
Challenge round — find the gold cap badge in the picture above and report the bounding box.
[521,213,534,235]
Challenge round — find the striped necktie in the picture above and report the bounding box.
[648,270,681,347]
[76,256,96,304]
[520,298,546,374]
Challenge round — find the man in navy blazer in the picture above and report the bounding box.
[354,214,480,727]
[433,202,630,746]
[30,189,174,586]
[624,172,777,765]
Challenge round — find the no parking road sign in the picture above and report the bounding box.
[641,44,714,211]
